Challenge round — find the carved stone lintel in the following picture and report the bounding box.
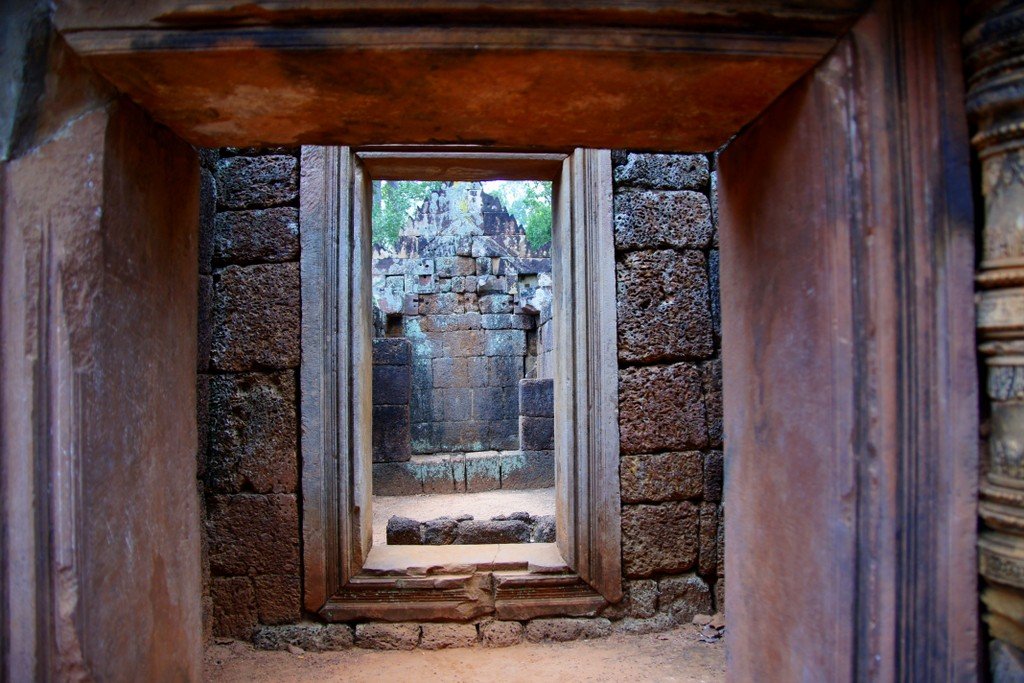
[967,0,1024,661]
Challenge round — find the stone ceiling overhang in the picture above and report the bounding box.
[55,1,869,151]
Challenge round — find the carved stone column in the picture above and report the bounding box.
[967,0,1024,666]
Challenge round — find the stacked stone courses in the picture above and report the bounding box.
[612,151,724,613]
[198,148,303,639]
[199,149,723,642]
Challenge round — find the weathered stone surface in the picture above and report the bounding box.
[716,505,725,579]
[387,516,422,545]
[465,452,502,492]
[323,624,357,650]
[373,405,412,463]
[472,386,518,421]
[621,501,699,577]
[487,329,526,356]
[698,502,719,577]
[418,454,456,494]
[355,623,420,650]
[253,623,323,651]
[207,494,300,576]
[611,613,676,635]
[199,167,217,274]
[196,374,210,478]
[520,378,554,417]
[207,370,297,494]
[616,249,712,362]
[708,248,721,339]
[532,515,556,542]
[253,574,301,625]
[420,623,479,650]
[214,207,298,264]
[423,517,460,544]
[372,462,422,496]
[480,620,524,647]
[198,274,213,371]
[216,155,298,210]
[614,153,710,191]
[525,618,612,643]
[520,416,554,451]
[501,450,555,490]
[373,364,412,406]
[478,294,513,314]
[619,364,708,454]
[455,519,530,544]
[659,575,712,623]
[601,579,658,620]
[701,358,723,444]
[211,263,300,370]
[620,452,702,503]
[614,191,712,252]
[704,450,723,502]
[373,337,413,366]
[714,579,725,613]
[211,576,257,639]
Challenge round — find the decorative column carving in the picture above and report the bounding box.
[967,0,1024,657]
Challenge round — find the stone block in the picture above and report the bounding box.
[520,416,554,451]
[373,462,422,496]
[481,313,535,330]
[477,274,509,294]
[214,207,299,264]
[487,356,521,388]
[387,516,422,545]
[619,452,702,503]
[420,292,460,315]
[619,364,708,454]
[601,579,658,620]
[714,579,725,613]
[435,256,477,277]
[611,613,676,636]
[253,574,301,624]
[487,329,526,356]
[525,618,612,643]
[468,356,489,387]
[373,337,412,366]
[211,576,257,639]
[658,575,712,624]
[198,274,213,371]
[614,190,712,252]
[207,494,300,576]
[703,359,723,448]
[196,374,210,478]
[253,623,322,651]
[438,388,472,422]
[520,378,554,417]
[199,166,217,274]
[437,420,488,452]
[455,519,530,544]
[207,370,298,494]
[443,330,486,357]
[420,312,482,333]
[479,294,513,314]
[323,624,356,650]
[480,620,524,647]
[717,504,725,579]
[216,155,298,209]
[616,249,712,363]
[708,248,721,340]
[420,623,479,650]
[373,364,412,406]
[355,623,421,650]
[502,451,555,490]
[473,236,505,258]
[372,405,412,463]
[211,263,300,371]
[465,452,502,492]
[423,517,460,544]
[532,515,556,542]
[473,387,518,421]
[488,420,520,451]
[433,357,469,389]
[517,257,552,274]
[699,502,719,577]
[613,152,709,191]
[418,455,456,494]
[621,501,698,578]
[704,450,723,502]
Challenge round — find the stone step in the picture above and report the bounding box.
[372,449,553,496]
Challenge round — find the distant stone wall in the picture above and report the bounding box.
[200,149,724,639]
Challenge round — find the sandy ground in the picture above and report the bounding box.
[372,488,555,545]
[205,625,725,683]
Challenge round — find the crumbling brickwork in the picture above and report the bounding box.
[200,148,723,640]
[198,147,302,639]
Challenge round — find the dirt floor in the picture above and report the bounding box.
[372,488,556,545]
[205,625,725,683]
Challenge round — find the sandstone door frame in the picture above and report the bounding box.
[4,0,980,678]
[299,147,622,620]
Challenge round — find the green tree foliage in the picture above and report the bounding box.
[490,181,552,249]
[371,180,443,249]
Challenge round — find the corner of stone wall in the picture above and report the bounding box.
[197,146,303,639]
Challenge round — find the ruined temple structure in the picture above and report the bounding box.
[2,1,1017,680]
[369,184,557,519]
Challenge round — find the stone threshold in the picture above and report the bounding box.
[361,542,569,576]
